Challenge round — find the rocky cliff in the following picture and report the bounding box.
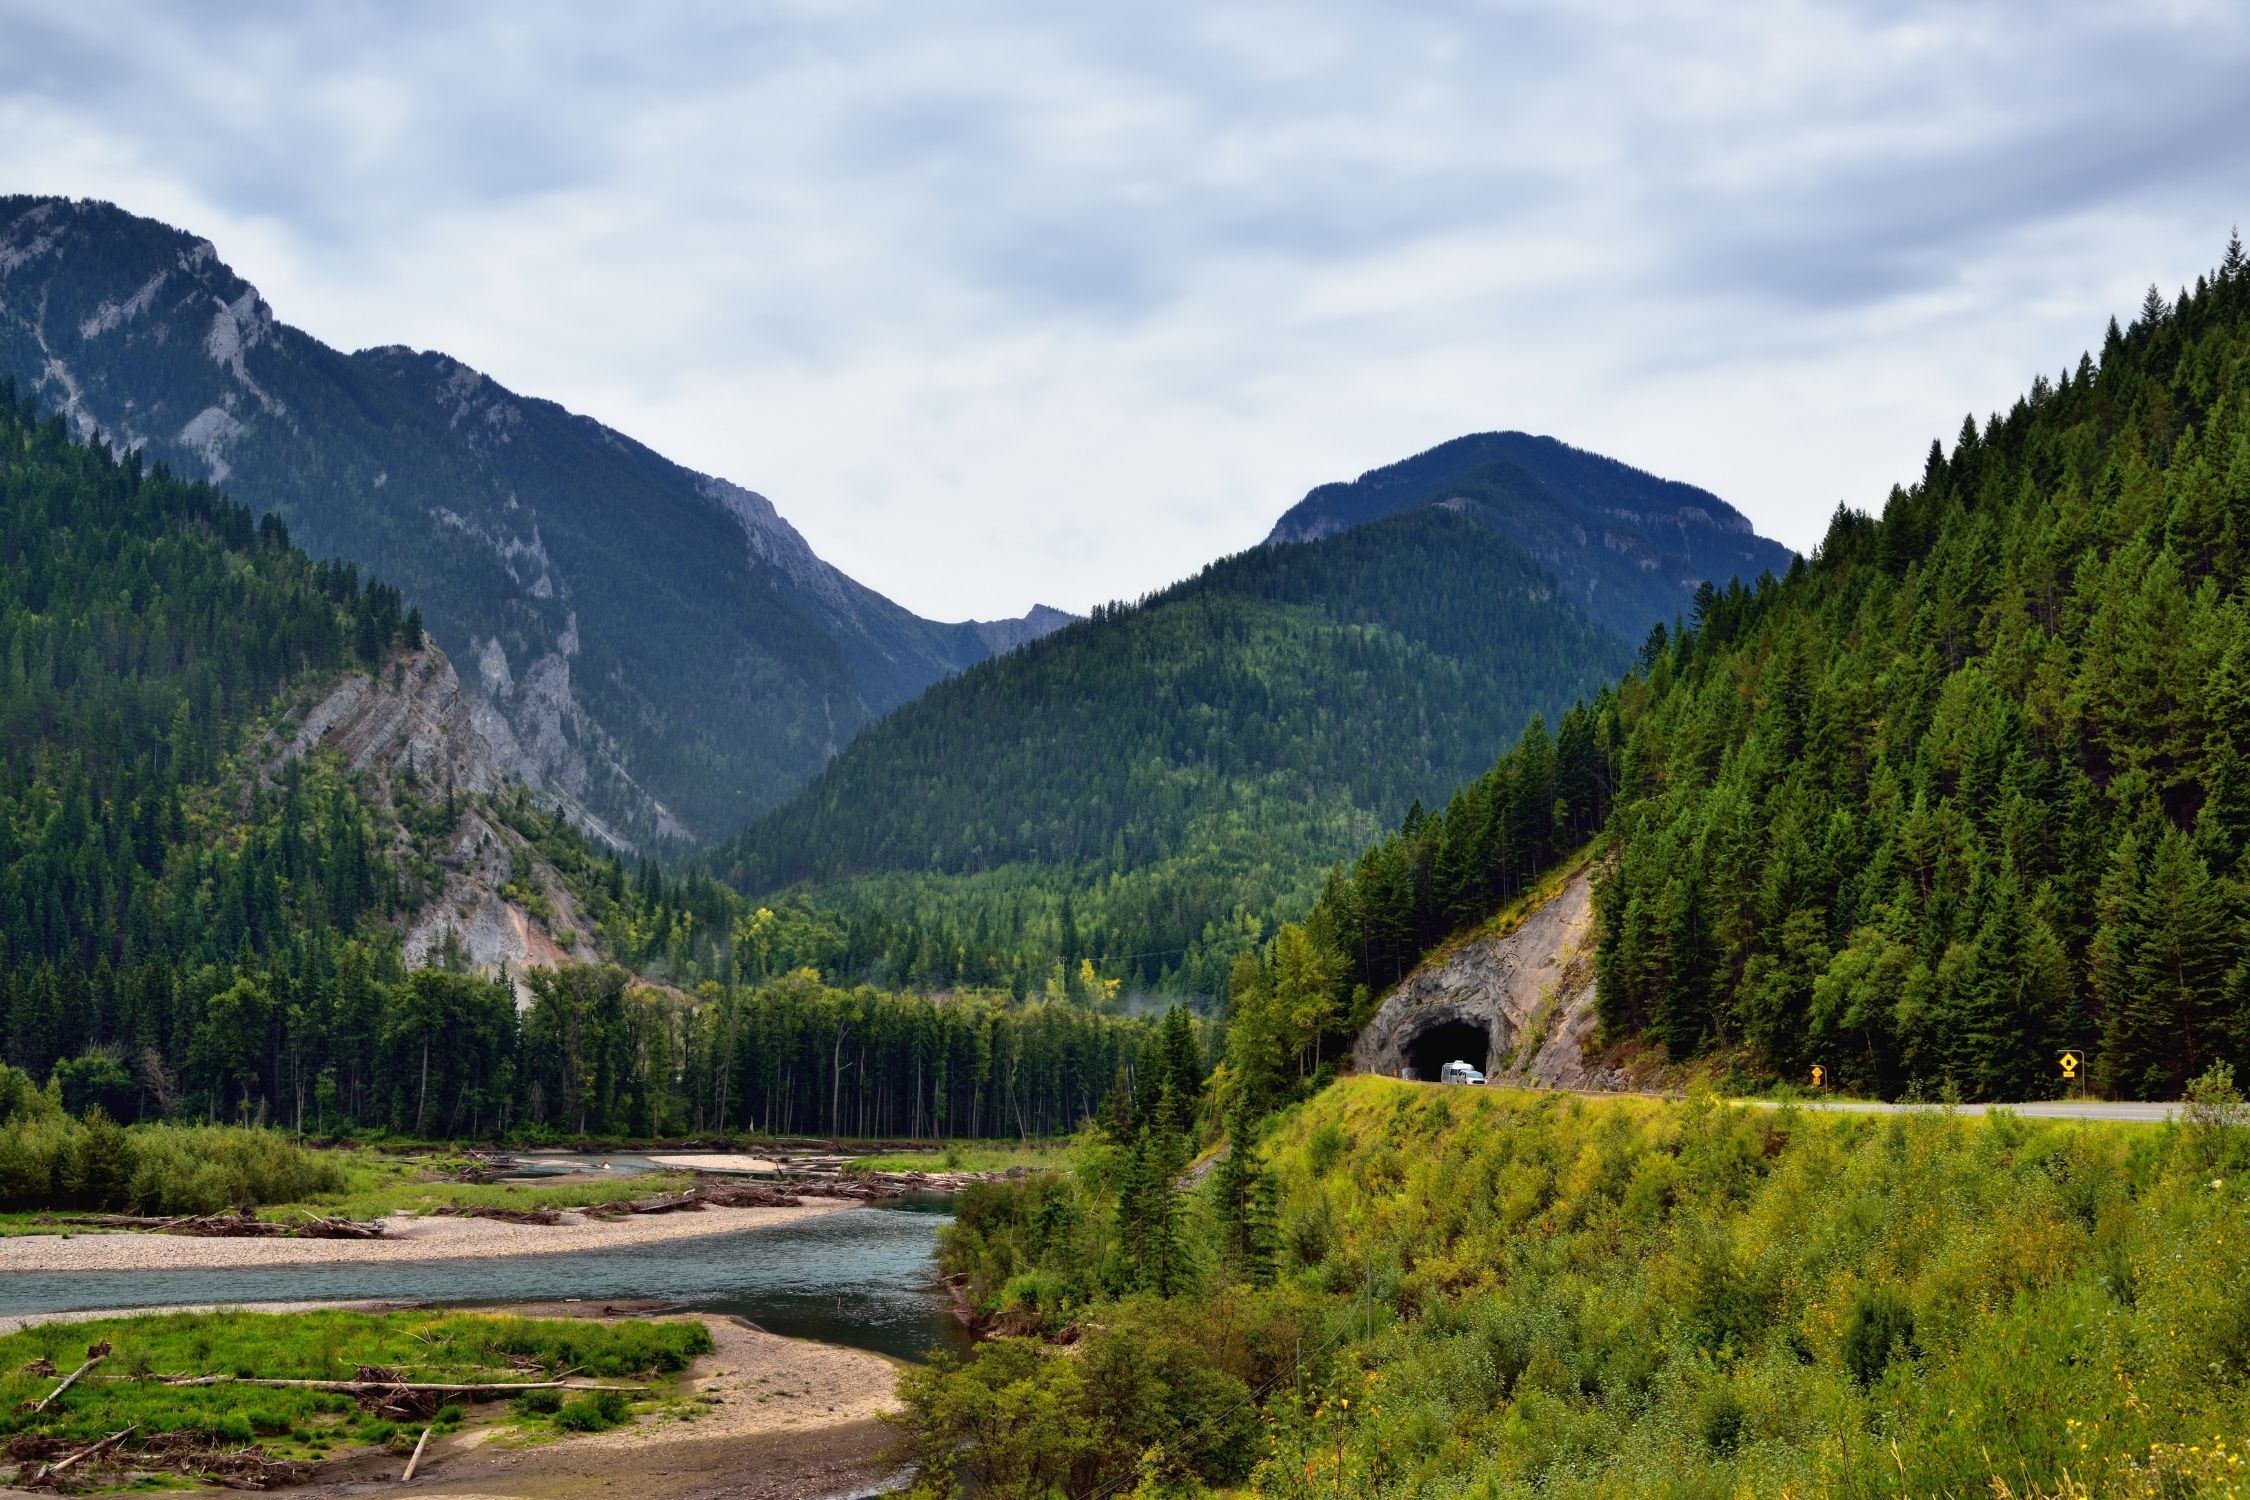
[1350,865,1625,1091]
[260,640,602,1006]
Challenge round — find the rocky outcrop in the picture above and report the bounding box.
[278,643,502,795]
[972,604,1076,655]
[1350,866,1627,1091]
[398,807,596,1009]
[266,641,604,1007]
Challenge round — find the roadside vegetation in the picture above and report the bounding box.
[899,1072,2250,1498]
[0,1307,710,1482]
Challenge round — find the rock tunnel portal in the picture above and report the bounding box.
[1402,1017,1496,1081]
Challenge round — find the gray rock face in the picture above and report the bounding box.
[279,642,501,795]
[267,642,603,1008]
[1350,866,1627,1091]
[971,603,1076,655]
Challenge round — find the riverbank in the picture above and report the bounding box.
[0,1200,853,1273]
[294,1310,904,1500]
[0,1302,903,1499]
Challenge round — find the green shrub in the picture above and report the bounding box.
[552,1391,629,1432]
[0,1115,344,1214]
[1841,1285,1917,1389]
[207,1413,254,1444]
[511,1389,563,1417]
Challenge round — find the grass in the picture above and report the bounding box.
[0,1127,1073,1235]
[847,1139,1080,1175]
[0,1308,711,1474]
[284,1154,699,1220]
[1252,1078,2250,1496]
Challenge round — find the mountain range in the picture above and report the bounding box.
[0,192,1801,1006]
[714,430,1792,994]
[0,195,1068,849]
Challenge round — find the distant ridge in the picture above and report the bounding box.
[0,195,1069,846]
[1265,431,1794,642]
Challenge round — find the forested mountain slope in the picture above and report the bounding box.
[0,384,1156,1140]
[1280,237,2250,1101]
[1594,250,2250,1100]
[714,502,1643,996]
[0,380,520,1126]
[0,196,1065,847]
[1265,431,1795,641]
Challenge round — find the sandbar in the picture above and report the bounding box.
[0,1199,853,1274]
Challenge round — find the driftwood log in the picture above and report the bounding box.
[33,1208,382,1239]
[14,1354,102,1416]
[400,1424,433,1482]
[434,1204,562,1225]
[155,1375,647,1396]
[32,1424,135,1484]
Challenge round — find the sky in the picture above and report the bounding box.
[5,2,2248,621]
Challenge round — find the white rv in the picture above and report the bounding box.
[1440,1059,1485,1086]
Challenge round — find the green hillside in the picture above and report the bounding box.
[908,1076,2250,1498]
[713,504,1637,996]
[0,378,450,1121]
[1255,235,2250,1103]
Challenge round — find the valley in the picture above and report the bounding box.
[0,100,2242,1500]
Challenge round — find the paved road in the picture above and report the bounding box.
[1414,1078,2184,1123]
[1751,1096,2178,1122]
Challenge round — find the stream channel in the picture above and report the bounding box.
[0,1159,966,1364]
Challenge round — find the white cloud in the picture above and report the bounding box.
[4,0,2247,618]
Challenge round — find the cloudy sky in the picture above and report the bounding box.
[7,2,2247,620]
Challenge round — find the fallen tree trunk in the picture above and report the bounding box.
[33,1209,383,1239]
[156,1375,647,1396]
[17,1354,103,1416]
[292,1213,386,1239]
[400,1424,433,1482]
[435,1204,562,1226]
[34,1424,135,1483]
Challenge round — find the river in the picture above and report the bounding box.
[0,1198,964,1364]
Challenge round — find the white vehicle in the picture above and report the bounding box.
[1439,1059,1486,1086]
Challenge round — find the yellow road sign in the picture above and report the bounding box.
[2060,1051,2081,1080]
[1810,1064,1825,1088]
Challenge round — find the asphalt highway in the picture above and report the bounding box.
[1756,1096,2177,1122]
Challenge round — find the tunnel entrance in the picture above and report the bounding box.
[1403,1019,1495,1082]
